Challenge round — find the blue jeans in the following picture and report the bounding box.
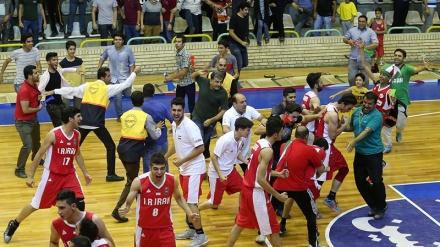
[294,7,313,36]
[313,14,332,36]
[68,0,87,33]
[99,24,115,46]
[161,21,173,43]
[21,20,39,45]
[423,6,436,32]
[257,19,270,41]
[192,117,215,159]
[143,141,169,173]
[341,20,353,35]
[112,81,131,117]
[124,24,140,44]
[229,42,248,73]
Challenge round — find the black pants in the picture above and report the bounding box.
[212,21,227,41]
[353,152,387,210]
[270,13,284,38]
[46,103,67,127]
[176,83,196,116]
[45,0,64,32]
[391,0,409,33]
[79,127,116,176]
[115,160,140,210]
[272,190,319,247]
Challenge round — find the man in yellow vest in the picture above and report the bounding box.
[44,66,141,182]
[111,91,164,223]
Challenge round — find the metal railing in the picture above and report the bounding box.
[426,26,440,33]
[304,29,342,37]
[171,34,213,43]
[80,38,113,48]
[35,41,69,49]
[0,43,23,48]
[217,33,257,42]
[387,27,421,34]
[127,36,167,45]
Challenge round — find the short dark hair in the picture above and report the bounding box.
[46,52,58,61]
[78,218,98,242]
[130,91,144,107]
[394,48,407,58]
[295,126,309,139]
[285,102,302,114]
[61,106,81,124]
[56,189,77,206]
[143,83,155,98]
[209,71,226,81]
[217,38,229,48]
[282,87,296,97]
[266,115,283,137]
[364,91,378,104]
[355,73,365,82]
[151,153,167,166]
[359,15,368,22]
[238,0,251,10]
[171,97,185,109]
[375,7,382,13]
[113,32,125,41]
[97,67,110,79]
[313,137,329,150]
[234,117,254,130]
[23,65,36,80]
[175,34,186,43]
[21,33,33,44]
[70,236,91,247]
[337,93,357,106]
[306,73,321,89]
[65,40,77,50]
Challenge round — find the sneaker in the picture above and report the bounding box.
[50,31,59,37]
[323,198,342,213]
[382,160,388,169]
[383,146,392,154]
[374,205,388,220]
[81,31,89,37]
[368,208,376,216]
[8,32,14,41]
[279,37,285,43]
[91,29,99,35]
[276,208,291,219]
[111,210,129,223]
[396,132,402,143]
[64,32,72,39]
[4,220,19,243]
[265,39,269,44]
[255,234,265,243]
[279,223,287,235]
[257,41,262,46]
[59,25,65,32]
[186,233,208,247]
[189,27,196,34]
[175,228,196,240]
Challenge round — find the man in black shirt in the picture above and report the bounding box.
[38,52,81,127]
[229,1,250,74]
[313,0,336,36]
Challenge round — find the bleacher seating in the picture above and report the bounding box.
[384,11,394,26]
[61,0,94,15]
[421,11,440,25]
[283,14,295,29]
[173,17,188,34]
[406,10,424,26]
[44,24,65,39]
[366,11,376,22]
[66,22,85,38]
[202,16,213,33]
[357,0,375,4]
[354,12,363,26]
[12,26,21,42]
[373,0,393,4]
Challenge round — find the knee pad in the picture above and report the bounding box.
[76,198,85,211]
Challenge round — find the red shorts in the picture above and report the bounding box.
[180,174,204,204]
[375,36,384,57]
[326,145,348,180]
[135,225,175,247]
[306,179,321,200]
[207,168,243,206]
[31,169,84,209]
[236,186,279,235]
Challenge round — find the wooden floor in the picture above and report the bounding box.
[1,100,440,247]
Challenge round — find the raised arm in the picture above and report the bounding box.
[92,214,115,247]
[358,38,376,81]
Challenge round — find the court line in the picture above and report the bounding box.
[408,111,440,118]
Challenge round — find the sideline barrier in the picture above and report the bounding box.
[171,34,213,43]
[387,27,421,34]
[35,41,68,49]
[127,36,167,45]
[80,38,113,48]
[304,29,342,37]
[217,33,257,42]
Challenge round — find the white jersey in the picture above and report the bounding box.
[92,238,111,247]
[222,105,261,159]
[208,131,245,178]
[172,116,206,175]
[301,90,319,133]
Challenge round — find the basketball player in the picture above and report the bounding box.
[4,107,92,243]
[77,218,114,247]
[302,72,323,144]
[118,153,199,247]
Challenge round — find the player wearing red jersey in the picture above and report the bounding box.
[4,107,92,244]
[77,218,114,247]
[50,190,114,247]
[226,116,289,247]
[301,72,323,144]
[118,153,199,247]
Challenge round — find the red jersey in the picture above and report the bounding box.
[14,81,41,121]
[301,91,319,133]
[371,18,385,42]
[315,104,338,145]
[243,139,273,189]
[52,212,93,247]
[44,127,80,175]
[92,239,110,247]
[274,139,324,191]
[372,84,393,114]
[137,173,175,229]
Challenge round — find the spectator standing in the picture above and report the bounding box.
[293,0,313,36]
[46,0,64,37]
[119,0,142,45]
[336,0,357,35]
[390,0,409,34]
[269,0,296,43]
[66,0,89,38]
[141,0,163,43]
[160,0,177,43]
[18,0,46,45]
[368,7,386,72]
[423,0,437,32]
[313,0,336,36]
[255,0,271,45]
[0,0,13,52]
[196,38,239,79]
[211,0,231,41]
[92,0,118,46]
[229,1,250,74]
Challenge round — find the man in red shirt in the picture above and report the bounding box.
[13,65,43,179]
[3,107,92,244]
[273,126,326,247]
[118,153,199,247]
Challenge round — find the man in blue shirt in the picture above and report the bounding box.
[98,32,136,122]
[142,83,173,173]
[346,92,387,220]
